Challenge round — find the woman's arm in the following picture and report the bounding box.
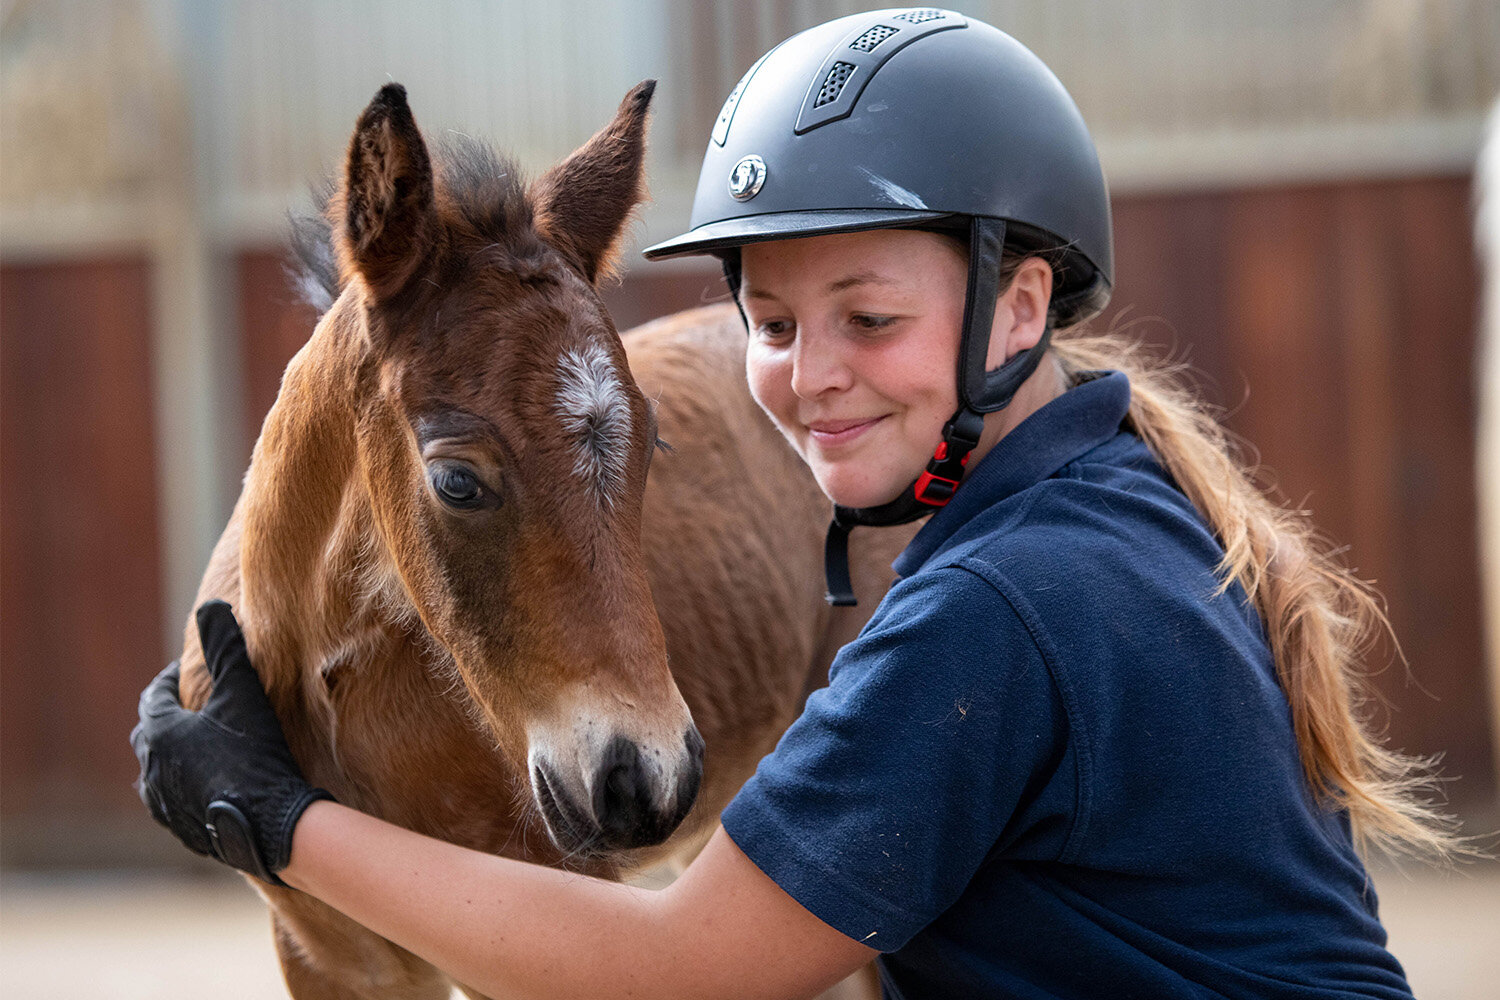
[135,602,874,997]
[286,802,876,1000]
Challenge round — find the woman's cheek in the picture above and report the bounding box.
[745,343,793,428]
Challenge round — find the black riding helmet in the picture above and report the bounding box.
[644,8,1114,604]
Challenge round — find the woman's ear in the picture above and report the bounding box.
[986,257,1054,369]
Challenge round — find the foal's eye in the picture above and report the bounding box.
[430,463,485,510]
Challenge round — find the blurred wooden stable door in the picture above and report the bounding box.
[0,170,1493,868]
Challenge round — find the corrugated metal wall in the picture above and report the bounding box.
[7,1,1496,244]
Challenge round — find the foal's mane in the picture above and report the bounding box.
[287,134,535,315]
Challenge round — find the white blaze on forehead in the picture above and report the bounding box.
[555,341,631,503]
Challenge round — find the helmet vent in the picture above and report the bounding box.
[715,79,750,142]
[712,49,772,146]
[848,25,898,52]
[794,10,966,134]
[892,9,946,24]
[815,61,857,108]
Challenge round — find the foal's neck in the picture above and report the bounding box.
[237,302,408,700]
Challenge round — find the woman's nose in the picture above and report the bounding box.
[789,327,853,399]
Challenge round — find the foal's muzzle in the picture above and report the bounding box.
[530,725,704,855]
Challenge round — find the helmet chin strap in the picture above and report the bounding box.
[724,218,1052,606]
[822,336,1052,604]
[821,406,984,605]
[826,217,1053,605]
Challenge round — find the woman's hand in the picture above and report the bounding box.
[130,600,332,886]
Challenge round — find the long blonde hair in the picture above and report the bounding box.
[1050,323,1462,860]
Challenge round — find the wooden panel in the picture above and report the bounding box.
[237,251,322,464]
[1385,179,1488,773]
[5,179,1466,859]
[602,263,726,334]
[0,258,164,826]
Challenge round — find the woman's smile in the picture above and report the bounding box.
[804,414,888,447]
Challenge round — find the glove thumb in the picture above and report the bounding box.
[196,600,278,724]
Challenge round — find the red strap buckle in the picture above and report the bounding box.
[914,469,961,506]
[913,444,970,507]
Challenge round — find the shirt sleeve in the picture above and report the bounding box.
[720,564,1073,951]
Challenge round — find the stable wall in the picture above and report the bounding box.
[2,173,1492,866]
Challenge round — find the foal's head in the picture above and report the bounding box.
[321,83,699,856]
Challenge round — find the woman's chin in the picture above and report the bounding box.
[813,471,909,511]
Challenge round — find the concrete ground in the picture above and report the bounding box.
[1,861,1498,998]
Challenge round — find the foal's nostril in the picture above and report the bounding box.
[583,731,706,850]
[672,726,705,829]
[593,735,650,843]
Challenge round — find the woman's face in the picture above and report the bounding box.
[741,228,1057,509]
[740,229,973,509]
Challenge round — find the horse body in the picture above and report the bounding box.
[178,81,907,999]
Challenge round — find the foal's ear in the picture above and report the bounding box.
[335,83,437,302]
[531,80,655,286]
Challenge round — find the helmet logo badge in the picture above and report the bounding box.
[728,155,767,201]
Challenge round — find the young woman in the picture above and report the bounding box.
[133,10,1456,998]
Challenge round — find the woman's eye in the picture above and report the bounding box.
[754,318,794,340]
[431,464,485,510]
[850,314,896,331]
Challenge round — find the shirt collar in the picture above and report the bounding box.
[892,370,1132,577]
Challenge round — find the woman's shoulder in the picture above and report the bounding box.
[941,431,1225,592]
[905,430,1271,693]
[854,562,1050,678]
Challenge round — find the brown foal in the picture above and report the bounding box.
[178,83,905,999]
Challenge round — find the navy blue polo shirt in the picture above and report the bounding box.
[720,371,1412,999]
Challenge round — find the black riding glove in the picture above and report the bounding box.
[131,600,333,886]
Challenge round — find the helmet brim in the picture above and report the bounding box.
[641,208,953,261]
